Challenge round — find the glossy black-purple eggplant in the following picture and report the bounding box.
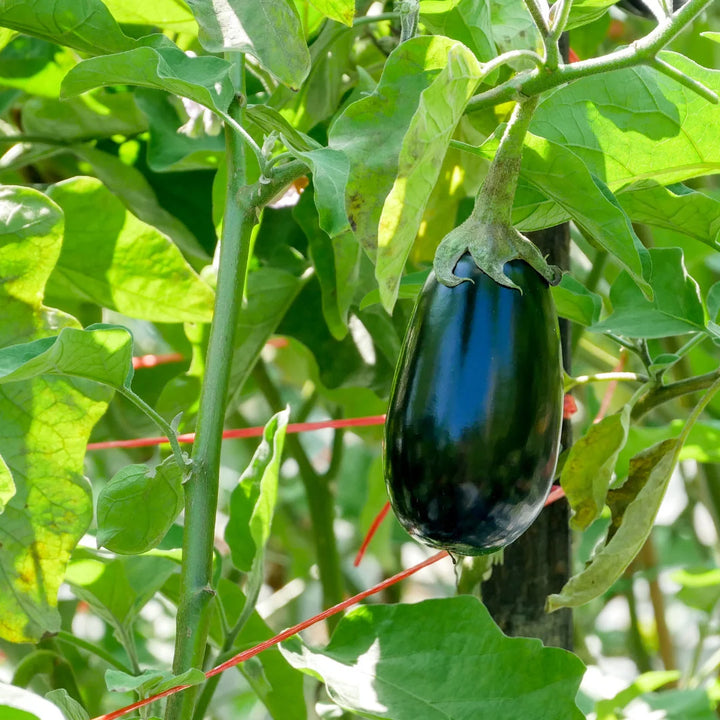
[384,255,563,556]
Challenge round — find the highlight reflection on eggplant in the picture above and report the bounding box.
[384,254,563,556]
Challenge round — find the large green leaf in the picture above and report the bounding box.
[225,409,290,572]
[618,183,720,250]
[185,0,310,89]
[419,0,496,62]
[46,177,214,323]
[65,551,177,632]
[0,37,75,98]
[73,145,209,267]
[591,247,705,338]
[533,53,720,188]
[329,35,461,257]
[0,0,136,56]
[61,46,235,115]
[102,0,198,33]
[308,0,353,25]
[22,91,148,142]
[281,597,585,719]
[376,43,484,311]
[566,0,616,30]
[0,325,133,388]
[0,187,111,642]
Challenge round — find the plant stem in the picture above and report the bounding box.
[167,81,256,719]
[192,556,266,720]
[650,56,719,103]
[252,361,345,626]
[471,95,540,226]
[566,371,649,390]
[545,0,573,69]
[523,0,550,36]
[466,0,716,112]
[632,368,720,419]
[56,631,132,673]
[115,387,186,471]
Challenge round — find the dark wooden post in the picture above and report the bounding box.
[481,224,573,649]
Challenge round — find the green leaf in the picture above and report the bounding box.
[104,668,204,695]
[134,88,225,172]
[227,267,306,406]
[376,43,484,312]
[595,671,681,720]
[0,683,68,720]
[65,551,177,631]
[329,35,461,258]
[308,0,353,25]
[566,0,616,30]
[46,177,214,323]
[185,0,310,89]
[102,0,198,33]
[225,409,290,572]
[0,325,133,389]
[533,53,720,188]
[0,453,14,514]
[560,407,630,531]
[96,456,184,555]
[359,270,430,310]
[0,37,75,98]
[672,567,720,614]
[701,31,720,44]
[707,282,720,322]
[419,0,496,62]
[44,690,88,720]
[73,145,209,267]
[0,186,111,643]
[591,248,705,338]
[618,183,720,250]
[246,105,319,154]
[281,597,585,719]
[22,91,148,142]
[0,0,136,56]
[293,189,358,340]
[551,274,602,326]
[61,46,235,115]
[489,0,537,53]
[548,438,678,611]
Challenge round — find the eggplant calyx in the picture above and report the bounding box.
[433,216,562,290]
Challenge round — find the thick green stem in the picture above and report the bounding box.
[167,90,255,720]
[632,368,720,420]
[466,0,716,112]
[253,362,344,624]
[471,95,540,226]
[191,556,265,720]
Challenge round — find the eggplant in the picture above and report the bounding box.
[384,255,563,556]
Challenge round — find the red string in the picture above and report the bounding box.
[354,484,567,567]
[131,353,185,370]
[86,415,387,451]
[354,502,391,566]
[90,550,448,720]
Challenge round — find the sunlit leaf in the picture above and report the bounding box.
[96,457,185,555]
[282,597,585,719]
[226,409,290,572]
[185,0,310,89]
